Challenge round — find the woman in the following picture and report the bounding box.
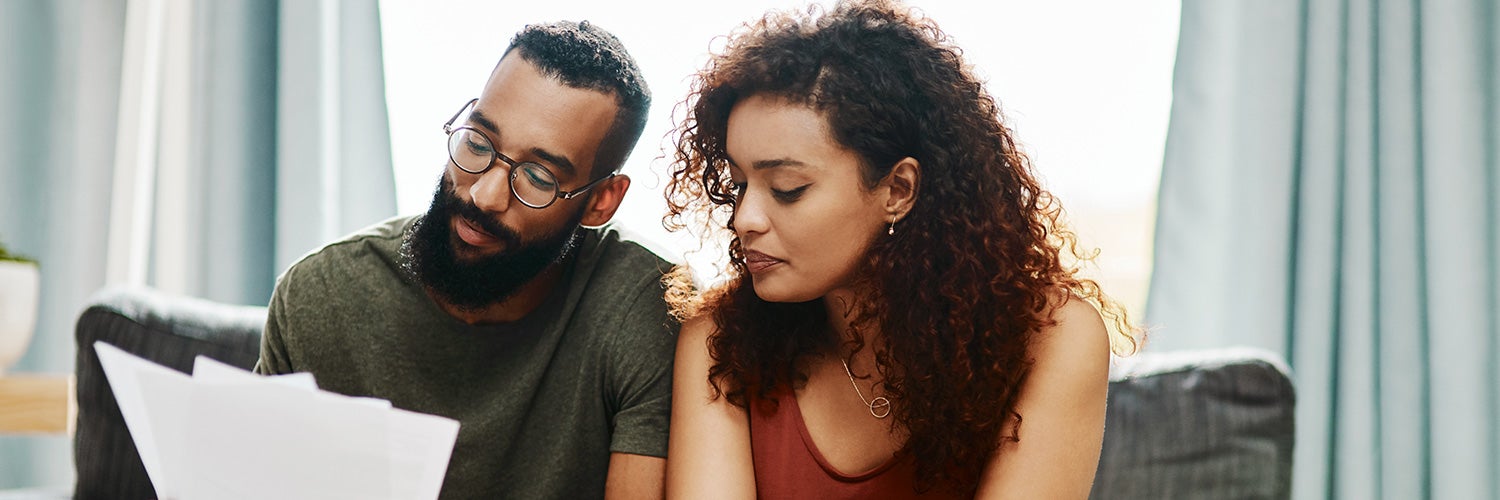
[662,1,1139,498]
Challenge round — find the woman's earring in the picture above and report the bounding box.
[887,215,897,236]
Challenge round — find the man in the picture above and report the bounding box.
[255,20,674,499]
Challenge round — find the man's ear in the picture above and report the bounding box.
[580,174,631,227]
[881,157,920,221]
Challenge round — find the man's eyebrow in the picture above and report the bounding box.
[470,109,579,177]
[469,109,500,134]
[529,148,577,177]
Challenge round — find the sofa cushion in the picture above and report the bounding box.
[72,286,266,500]
[1090,347,1296,500]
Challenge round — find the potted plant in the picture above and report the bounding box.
[0,238,39,375]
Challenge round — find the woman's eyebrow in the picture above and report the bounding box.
[750,158,808,170]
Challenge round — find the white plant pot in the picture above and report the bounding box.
[0,261,40,376]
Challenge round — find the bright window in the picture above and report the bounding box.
[379,0,1179,319]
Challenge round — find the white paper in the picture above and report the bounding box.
[94,341,178,493]
[192,355,317,391]
[93,341,460,500]
[183,377,391,499]
[134,367,194,499]
[385,408,462,498]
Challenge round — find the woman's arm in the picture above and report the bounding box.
[665,316,757,500]
[974,297,1112,499]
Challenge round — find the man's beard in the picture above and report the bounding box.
[400,175,585,312]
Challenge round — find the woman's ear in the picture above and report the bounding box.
[881,157,920,221]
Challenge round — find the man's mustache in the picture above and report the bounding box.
[446,189,523,249]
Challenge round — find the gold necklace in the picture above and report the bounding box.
[840,358,892,419]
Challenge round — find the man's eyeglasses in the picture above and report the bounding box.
[442,98,615,209]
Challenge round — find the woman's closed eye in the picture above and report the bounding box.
[772,184,810,202]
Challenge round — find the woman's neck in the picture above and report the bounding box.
[822,287,880,346]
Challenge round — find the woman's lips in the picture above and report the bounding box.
[744,250,784,274]
[453,216,500,248]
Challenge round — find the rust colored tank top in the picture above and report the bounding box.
[748,386,969,500]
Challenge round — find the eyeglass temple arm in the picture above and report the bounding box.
[557,173,618,200]
[443,98,479,133]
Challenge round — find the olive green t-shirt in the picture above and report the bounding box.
[254,216,677,499]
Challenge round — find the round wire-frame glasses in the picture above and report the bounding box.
[442,98,615,209]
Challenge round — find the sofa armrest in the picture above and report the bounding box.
[72,286,266,500]
[1091,347,1296,500]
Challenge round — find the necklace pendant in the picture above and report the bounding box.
[869,396,892,419]
[841,358,892,420]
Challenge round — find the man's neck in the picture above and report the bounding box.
[432,263,567,325]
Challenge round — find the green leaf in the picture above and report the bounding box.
[0,237,37,264]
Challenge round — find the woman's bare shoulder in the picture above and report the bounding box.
[1034,292,1110,366]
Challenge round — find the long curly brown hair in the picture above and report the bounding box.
[663,0,1139,493]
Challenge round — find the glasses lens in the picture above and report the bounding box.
[512,163,559,207]
[447,128,493,173]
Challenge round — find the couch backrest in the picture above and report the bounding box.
[71,286,1295,499]
[73,286,265,500]
[1091,347,1296,499]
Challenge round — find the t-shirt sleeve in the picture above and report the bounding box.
[605,276,678,458]
[254,271,295,375]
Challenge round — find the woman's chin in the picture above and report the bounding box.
[750,280,821,303]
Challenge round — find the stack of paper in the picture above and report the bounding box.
[94,341,460,500]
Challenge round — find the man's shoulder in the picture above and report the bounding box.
[281,215,415,284]
[268,216,425,352]
[583,223,678,283]
[568,225,679,363]
[569,224,678,322]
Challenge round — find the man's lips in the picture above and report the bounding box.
[743,250,784,274]
[453,216,501,248]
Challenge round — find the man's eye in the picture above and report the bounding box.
[466,140,492,155]
[524,168,556,188]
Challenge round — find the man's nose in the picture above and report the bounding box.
[469,168,513,214]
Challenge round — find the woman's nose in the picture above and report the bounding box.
[732,192,769,236]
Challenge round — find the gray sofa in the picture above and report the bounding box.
[70,285,1296,499]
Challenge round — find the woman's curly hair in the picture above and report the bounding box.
[663,0,1140,493]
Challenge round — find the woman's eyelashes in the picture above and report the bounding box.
[728,176,811,203]
[771,184,810,202]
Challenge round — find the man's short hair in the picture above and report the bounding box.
[505,20,651,177]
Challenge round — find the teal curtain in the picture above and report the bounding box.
[0,0,395,490]
[1147,0,1498,499]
